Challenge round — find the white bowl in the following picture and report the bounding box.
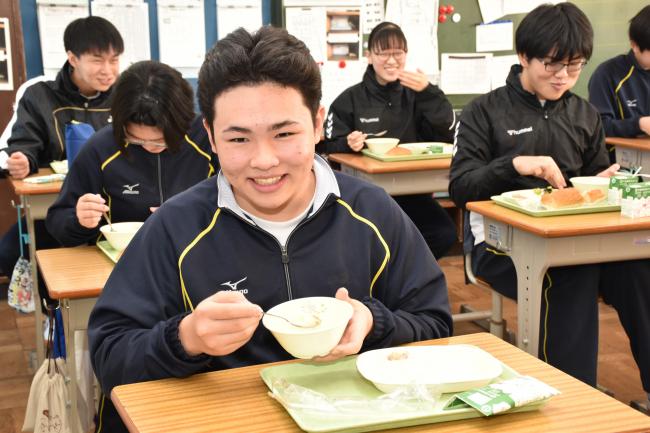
[99,222,144,252]
[262,297,353,359]
[356,345,503,394]
[365,138,400,154]
[569,176,610,195]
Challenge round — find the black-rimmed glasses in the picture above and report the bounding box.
[540,59,588,73]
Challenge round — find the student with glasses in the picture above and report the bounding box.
[46,61,216,247]
[320,21,458,259]
[450,2,650,413]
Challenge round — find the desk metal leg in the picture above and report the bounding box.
[509,230,548,358]
[23,195,45,365]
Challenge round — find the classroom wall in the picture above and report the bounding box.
[19,0,275,79]
[438,0,647,108]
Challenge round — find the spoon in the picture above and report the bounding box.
[103,211,114,231]
[366,130,388,137]
[264,311,321,328]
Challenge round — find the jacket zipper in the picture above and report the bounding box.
[277,201,329,300]
[157,154,163,205]
[223,196,332,301]
[281,245,292,300]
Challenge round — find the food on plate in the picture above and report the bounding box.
[387,350,409,361]
[385,146,412,156]
[540,188,584,209]
[583,188,606,204]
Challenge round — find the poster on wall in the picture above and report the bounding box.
[91,0,151,70]
[36,0,89,76]
[157,0,206,77]
[0,17,13,91]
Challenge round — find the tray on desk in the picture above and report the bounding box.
[96,240,121,263]
[260,354,547,433]
[492,190,620,217]
[361,147,452,162]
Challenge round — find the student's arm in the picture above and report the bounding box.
[588,66,643,137]
[449,101,520,209]
[5,85,50,174]
[321,92,359,154]
[413,83,456,142]
[46,140,106,246]
[88,213,213,397]
[356,189,453,350]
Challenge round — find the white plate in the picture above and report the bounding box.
[356,344,502,393]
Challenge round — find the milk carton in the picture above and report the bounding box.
[608,175,638,205]
[621,182,650,218]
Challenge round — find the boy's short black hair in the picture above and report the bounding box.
[111,61,194,153]
[515,2,593,62]
[198,26,321,129]
[629,5,650,52]
[63,16,124,57]
[367,22,407,53]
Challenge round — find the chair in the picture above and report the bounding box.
[450,252,507,340]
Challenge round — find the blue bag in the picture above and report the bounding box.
[64,121,95,163]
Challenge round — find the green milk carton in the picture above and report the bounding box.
[621,182,650,218]
[608,175,638,205]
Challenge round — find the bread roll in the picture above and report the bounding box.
[540,188,585,209]
[386,146,411,156]
[584,189,606,204]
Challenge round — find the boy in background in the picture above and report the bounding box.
[588,5,650,160]
[0,16,123,290]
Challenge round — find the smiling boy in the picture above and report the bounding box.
[450,2,650,413]
[89,26,452,432]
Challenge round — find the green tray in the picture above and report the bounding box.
[492,194,620,217]
[361,149,452,162]
[260,356,547,433]
[97,240,121,263]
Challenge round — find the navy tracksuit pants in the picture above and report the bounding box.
[472,242,650,393]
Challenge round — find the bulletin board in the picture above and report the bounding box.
[437,0,648,108]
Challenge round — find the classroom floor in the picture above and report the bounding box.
[0,255,647,432]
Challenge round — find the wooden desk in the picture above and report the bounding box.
[606,136,650,170]
[10,168,63,363]
[328,153,451,196]
[466,201,650,357]
[36,246,113,433]
[112,333,650,433]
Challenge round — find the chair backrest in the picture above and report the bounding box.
[0,75,51,150]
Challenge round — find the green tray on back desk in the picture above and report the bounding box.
[491,194,620,217]
[361,149,452,162]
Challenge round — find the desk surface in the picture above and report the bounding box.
[605,136,650,150]
[328,153,451,174]
[10,168,63,195]
[467,200,650,238]
[111,333,650,433]
[36,246,113,299]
